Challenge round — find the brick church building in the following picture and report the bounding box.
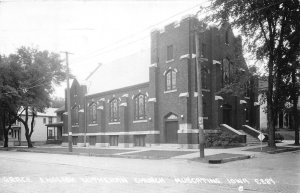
[62,16,260,148]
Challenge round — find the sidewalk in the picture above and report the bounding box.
[1,140,299,162]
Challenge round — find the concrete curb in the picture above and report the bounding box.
[208,155,252,164]
[267,147,300,154]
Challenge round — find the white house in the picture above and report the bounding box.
[8,108,58,146]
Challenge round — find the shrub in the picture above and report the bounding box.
[205,132,243,147]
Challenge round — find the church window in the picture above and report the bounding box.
[165,70,177,91]
[89,102,97,123]
[225,30,229,44]
[202,68,209,89]
[167,45,173,61]
[110,98,120,122]
[134,94,146,120]
[72,105,79,125]
[201,43,207,58]
[222,58,230,84]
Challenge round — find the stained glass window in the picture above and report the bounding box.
[89,103,97,123]
[110,98,120,122]
[165,70,177,91]
[223,58,230,84]
[72,105,79,125]
[134,94,146,120]
[202,68,209,89]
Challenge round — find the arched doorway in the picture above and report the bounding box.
[164,113,179,143]
[222,104,232,126]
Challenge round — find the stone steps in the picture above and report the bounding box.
[238,130,261,145]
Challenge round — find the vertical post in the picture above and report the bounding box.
[195,21,205,158]
[84,95,87,147]
[65,52,73,152]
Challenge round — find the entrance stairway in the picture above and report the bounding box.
[238,130,261,146]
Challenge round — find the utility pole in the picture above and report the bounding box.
[62,51,73,152]
[194,13,205,158]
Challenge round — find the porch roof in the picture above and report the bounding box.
[46,122,63,127]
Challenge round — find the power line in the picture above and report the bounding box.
[1,0,287,96]
[70,1,211,63]
[71,35,149,64]
[71,0,286,64]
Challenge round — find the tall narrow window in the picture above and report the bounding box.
[225,30,229,44]
[203,102,207,117]
[165,70,177,91]
[110,98,120,122]
[167,45,173,61]
[48,117,53,124]
[72,105,79,125]
[244,81,251,98]
[201,68,209,89]
[222,58,230,84]
[134,94,146,120]
[201,43,207,58]
[89,102,97,123]
[245,108,249,123]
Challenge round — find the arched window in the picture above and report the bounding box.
[89,102,97,124]
[225,30,229,44]
[222,58,230,84]
[201,68,209,89]
[72,105,79,125]
[110,98,120,122]
[165,70,177,91]
[134,94,147,120]
[245,108,249,123]
[244,81,251,98]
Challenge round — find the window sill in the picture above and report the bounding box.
[109,122,120,125]
[88,123,98,126]
[202,89,210,92]
[133,120,148,123]
[164,89,177,94]
[166,59,174,63]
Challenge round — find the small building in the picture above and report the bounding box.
[7,108,58,146]
[45,106,65,144]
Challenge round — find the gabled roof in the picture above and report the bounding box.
[85,49,150,95]
[19,107,58,117]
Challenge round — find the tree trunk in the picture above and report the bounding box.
[267,61,276,147]
[3,127,8,148]
[25,124,33,148]
[291,66,299,145]
[23,107,33,148]
[25,132,33,148]
[293,104,299,145]
[1,113,8,148]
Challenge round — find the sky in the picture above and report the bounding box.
[0,0,211,98]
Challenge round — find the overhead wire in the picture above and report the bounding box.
[70,1,212,64]
[1,0,286,95]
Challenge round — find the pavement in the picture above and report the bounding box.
[0,146,300,193]
[1,140,299,163]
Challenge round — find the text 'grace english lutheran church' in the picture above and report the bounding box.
[62,16,260,149]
